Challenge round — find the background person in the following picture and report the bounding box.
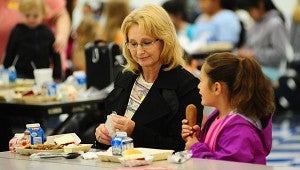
[290,0,300,61]
[3,0,62,80]
[71,17,101,72]
[0,0,69,151]
[99,0,130,47]
[181,0,241,55]
[182,52,275,164]
[237,0,290,83]
[162,0,201,78]
[95,4,203,152]
[0,0,70,76]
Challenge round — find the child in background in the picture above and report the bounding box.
[99,0,130,47]
[3,0,62,80]
[290,0,300,61]
[71,17,101,71]
[162,0,201,78]
[237,0,289,83]
[181,0,241,54]
[162,0,194,43]
[182,52,275,164]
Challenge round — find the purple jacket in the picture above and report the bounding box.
[191,110,272,164]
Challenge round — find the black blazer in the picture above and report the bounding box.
[103,66,203,151]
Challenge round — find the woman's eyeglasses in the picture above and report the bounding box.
[126,39,159,50]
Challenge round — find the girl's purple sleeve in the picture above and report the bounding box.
[190,123,265,164]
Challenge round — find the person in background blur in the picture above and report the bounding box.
[237,0,290,83]
[162,0,201,78]
[71,17,101,71]
[274,0,300,112]
[82,0,103,20]
[64,0,103,76]
[0,0,69,152]
[181,0,241,54]
[3,0,62,80]
[99,0,130,47]
[95,4,203,152]
[290,0,300,61]
[0,0,70,77]
[162,0,194,42]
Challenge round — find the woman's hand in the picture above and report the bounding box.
[112,114,135,136]
[95,123,112,145]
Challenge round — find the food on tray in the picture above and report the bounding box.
[16,133,92,155]
[119,155,154,167]
[98,147,174,163]
[64,144,93,154]
[16,142,64,155]
[122,148,145,160]
[123,148,142,155]
[119,148,156,167]
[51,134,92,153]
[9,133,30,152]
[14,87,34,96]
[54,134,76,145]
[24,143,63,150]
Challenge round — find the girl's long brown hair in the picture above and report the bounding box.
[204,52,275,119]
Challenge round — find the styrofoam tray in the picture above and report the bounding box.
[97,147,174,162]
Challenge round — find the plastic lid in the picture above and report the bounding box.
[26,123,40,128]
[15,133,24,138]
[116,131,127,137]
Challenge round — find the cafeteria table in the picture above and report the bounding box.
[0,98,104,116]
[0,151,298,170]
[0,98,105,135]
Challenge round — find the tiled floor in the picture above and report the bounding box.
[267,111,300,167]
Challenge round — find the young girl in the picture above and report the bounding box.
[182,52,275,164]
[3,0,62,80]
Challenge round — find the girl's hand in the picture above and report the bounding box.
[182,119,201,149]
[185,133,199,150]
[182,119,193,141]
[95,123,112,145]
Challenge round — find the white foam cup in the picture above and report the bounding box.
[33,68,53,86]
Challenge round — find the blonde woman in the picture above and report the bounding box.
[95,4,203,151]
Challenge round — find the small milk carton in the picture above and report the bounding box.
[111,132,134,156]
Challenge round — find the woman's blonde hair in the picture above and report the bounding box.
[19,0,47,16]
[121,4,185,73]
